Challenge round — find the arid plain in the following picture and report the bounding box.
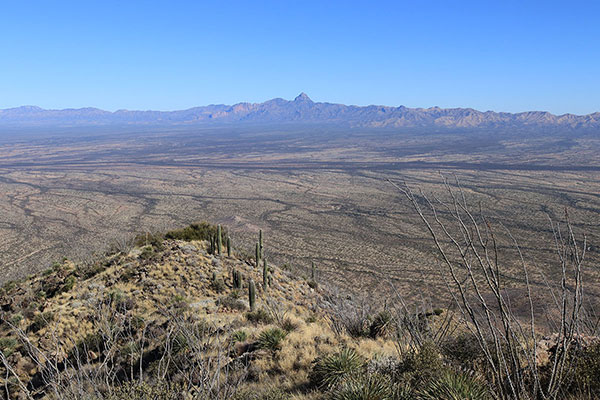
[1,125,599,318]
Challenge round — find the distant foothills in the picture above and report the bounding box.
[1,93,599,131]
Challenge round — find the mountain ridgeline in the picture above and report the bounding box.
[2,93,599,131]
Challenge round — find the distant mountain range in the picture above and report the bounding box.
[1,93,599,131]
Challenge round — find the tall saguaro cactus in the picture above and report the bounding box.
[263,258,268,289]
[248,279,256,311]
[255,243,260,267]
[233,269,242,289]
[259,229,263,259]
[311,261,316,281]
[217,225,222,255]
[227,236,231,257]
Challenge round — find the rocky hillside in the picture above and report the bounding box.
[0,223,598,399]
[0,224,402,399]
[2,93,599,131]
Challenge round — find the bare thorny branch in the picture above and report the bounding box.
[388,175,591,400]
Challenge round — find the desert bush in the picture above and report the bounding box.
[134,231,164,250]
[418,371,490,400]
[231,330,248,343]
[60,275,77,293]
[219,294,247,311]
[310,348,364,390]
[210,278,226,293]
[397,341,445,386]
[165,222,225,242]
[246,308,274,324]
[0,337,17,357]
[29,311,55,332]
[542,339,600,397]
[571,341,600,395]
[441,333,486,370]
[279,317,299,332]
[232,386,291,400]
[104,381,187,399]
[326,298,372,338]
[257,327,287,351]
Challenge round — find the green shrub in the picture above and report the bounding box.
[257,327,287,351]
[331,374,403,400]
[441,333,485,370]
[280,318,299,332]
[418,371,489,400]
[549,340,600,396]
[210,278,226,294]
[140,245,155,260]
[398,341,445,386]
[8,313,23,326]
[231,330,248,344]
[310,348,364,390]
[165,222,226,242]
[246,308,273,324]
[134,231,164,250]
[233,387,291,400]
[29,311,55,332]
[0,337,18,357]
[59,275,76,293]
[70,331,105,362]
[107,381,185,399]
[218,295,246,311]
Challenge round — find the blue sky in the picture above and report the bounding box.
[0,0,598,114]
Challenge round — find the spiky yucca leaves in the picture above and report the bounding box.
[331,374,413,400]
[257,327,287,351]
[369,310,393,339]
[310,348,364,391]
[419,371,490,400]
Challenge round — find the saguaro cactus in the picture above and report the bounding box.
[259,229,263,259]
[263,259,268,289]
[311,261,316,280]
[248,279,256,311]
[255,243,260,267]
[227,236,231,257]
[209,235,215,254]
[217,225,222,255]
[233,269,242,289]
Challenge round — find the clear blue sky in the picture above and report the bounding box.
[1,0,598,114]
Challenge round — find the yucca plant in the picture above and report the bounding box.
[257,327,287,351]
[369,310,393,338]
[331,374,408,400]
[310,348,364,390]
[418,371,490,400]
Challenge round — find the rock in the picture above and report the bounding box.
[181,244,196,255]
[87,282,105,291]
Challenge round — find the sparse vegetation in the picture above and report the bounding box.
[0,215,597,400]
